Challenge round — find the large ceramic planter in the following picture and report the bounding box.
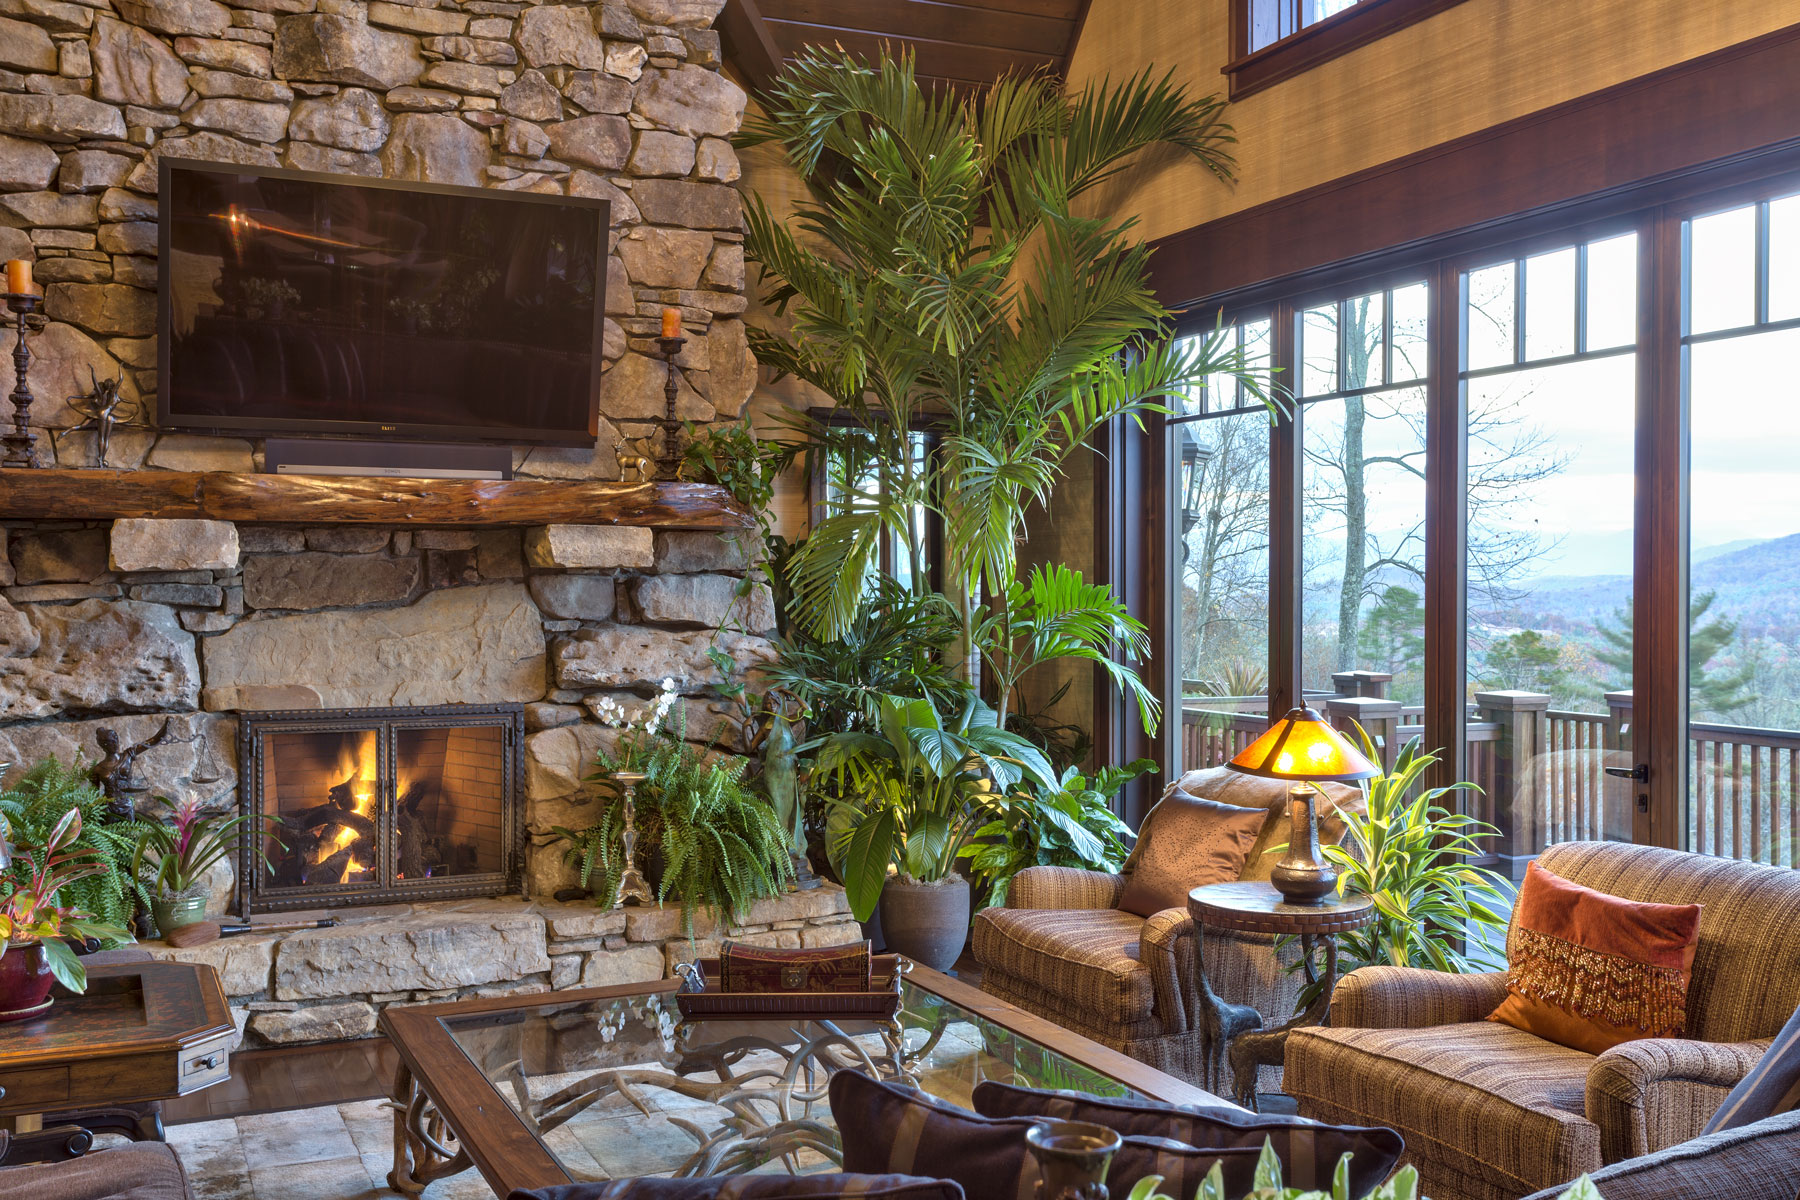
[878,874,970,971]
[0,942,55,1021]
[152,893,208,938]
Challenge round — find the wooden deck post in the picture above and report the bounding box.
[1474,691,1551,882]
[1330,670,1394,699]
[1324,695,1404,771]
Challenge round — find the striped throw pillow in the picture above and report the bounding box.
[1703,1001,1800,1134]
[513,1175,966,1199]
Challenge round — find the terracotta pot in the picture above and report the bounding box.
[877,874,970,972]
[152,893,208,938]
[0,942,55,1021]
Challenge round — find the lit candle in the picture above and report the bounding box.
[4,259,31,295]
[661,306,681,339]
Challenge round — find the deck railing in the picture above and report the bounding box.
[1179,676,1800,875]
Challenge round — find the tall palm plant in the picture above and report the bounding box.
[740,50,1275,726]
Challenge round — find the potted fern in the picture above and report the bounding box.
[552,681,794,935]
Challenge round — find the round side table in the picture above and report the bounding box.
[1187,882,1375,1111]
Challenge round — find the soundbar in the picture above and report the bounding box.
[263,438,513,480]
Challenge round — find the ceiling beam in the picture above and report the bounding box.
[719,0,785,96]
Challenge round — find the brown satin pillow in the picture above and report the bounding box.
[1487,860,1702,1055]
[1117,792,1266,917]
[1143,767,1363,883]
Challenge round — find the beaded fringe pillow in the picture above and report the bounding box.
[1488,860,1702,1055]
[718,940,873,993]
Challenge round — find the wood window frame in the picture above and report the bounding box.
[1224,0,1471,101]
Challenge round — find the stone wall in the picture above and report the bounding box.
[146,885,859,1048]
[0,515,776,904]
[0,0,753,474]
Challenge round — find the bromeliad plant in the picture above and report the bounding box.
[961,757,1154,908]
[811,694,1057,921]
[1125,1138,1605,1200]
[1290,727,1511,1011]
[1,808,135,994]
[133,797,282,904]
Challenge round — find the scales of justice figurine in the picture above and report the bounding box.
[1,258,47,469]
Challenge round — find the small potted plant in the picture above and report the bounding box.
[0,807,135,1018]
[133,798,280,937]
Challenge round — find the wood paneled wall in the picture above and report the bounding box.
[1064,0,1799,251]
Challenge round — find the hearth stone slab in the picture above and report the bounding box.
[201,580,546,709]
[273,909,552,999]
[109,517,241,572]
[144,934,278,996]
[250,1001,379,1043]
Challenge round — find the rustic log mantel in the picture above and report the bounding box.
[0,470,755,529]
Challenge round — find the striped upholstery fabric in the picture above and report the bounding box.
[829,1069,1265,1200]
[970,908,1160,1038]
[969,1081,1404,1196]
[1702,1000,1800,1133]
[1517,1108,1800,1200]
[1286,841,1800,1200]
[513,1177,965,1199]
[1285,1021,1598,1200]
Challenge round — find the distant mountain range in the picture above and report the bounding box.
[1499,533,1800,638]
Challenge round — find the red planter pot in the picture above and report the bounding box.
[0,942,55,1021]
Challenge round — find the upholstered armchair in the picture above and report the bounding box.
[971,767,1360,1088]
[1283,840,1800,1200]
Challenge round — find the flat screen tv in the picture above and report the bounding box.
[158,159,610,447]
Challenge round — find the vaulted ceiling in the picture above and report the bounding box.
[720,0,1092,97]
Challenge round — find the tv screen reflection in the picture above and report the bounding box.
[162,165,605,444]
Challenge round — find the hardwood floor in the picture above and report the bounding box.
[167,1039,400,1125]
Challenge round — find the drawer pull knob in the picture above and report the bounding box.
[0,1085,7,1100]
[190,1054,221,1072]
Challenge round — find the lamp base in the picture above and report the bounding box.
[1269,783,1338,905]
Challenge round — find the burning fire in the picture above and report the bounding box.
[303,733,412,885]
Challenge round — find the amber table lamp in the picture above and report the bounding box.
[1227,707,1379,904]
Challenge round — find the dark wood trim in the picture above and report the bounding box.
[1420,258,1466,790]
[1636,209,1688,849]
[1154,23,1800,308]
[0,470,754,529]
[1060,0,1094,78]
[1223,0,1469,100]
[1266,305,1302,718]
[719,0,786,96]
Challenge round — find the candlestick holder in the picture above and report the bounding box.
[2,292,45,468]
[608,771,655,909]
[656,333,686,481]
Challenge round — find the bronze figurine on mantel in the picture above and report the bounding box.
[2,259,48,469]
[63,367,148,468]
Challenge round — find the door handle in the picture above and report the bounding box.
[1604,763,1649,782]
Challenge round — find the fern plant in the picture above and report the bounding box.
[552,684,794,935]
[1,758,149,938]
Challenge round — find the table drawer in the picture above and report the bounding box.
[0,1065,70,1110]
[177,1035,232,1094]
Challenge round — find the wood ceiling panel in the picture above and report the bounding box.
[766,23,1060,84]
[758,0,1075,57]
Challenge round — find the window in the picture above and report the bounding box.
[1148,164,1800,875]
[1226,0,1470,99]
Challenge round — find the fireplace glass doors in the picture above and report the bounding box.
[238,704,524,912]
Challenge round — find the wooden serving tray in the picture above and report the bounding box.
[673,954,905,1022]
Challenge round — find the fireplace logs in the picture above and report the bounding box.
[238,704,524,913]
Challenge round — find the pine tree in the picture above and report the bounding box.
[1595,590,1758,718]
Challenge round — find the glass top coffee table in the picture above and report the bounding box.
[379,961,1220,1196]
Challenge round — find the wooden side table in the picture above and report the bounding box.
[0,961,234,1158]
[1188,882,1374,1111]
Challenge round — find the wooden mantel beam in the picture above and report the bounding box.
[0,470,756,530]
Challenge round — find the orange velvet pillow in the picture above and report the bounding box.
[1487,860,1702,1055]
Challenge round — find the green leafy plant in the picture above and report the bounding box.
[811,694,1057,921]
[1292,727,1511,1010]
[133,797,282,902]
[961,758,1154,907]
[1,758,147,935]
[553,682,795,935]
[1126,1140,1603,1199]
[740,49,1275,724]
[0,808,135,994]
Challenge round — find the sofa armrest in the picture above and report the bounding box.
[1006,866,1125,911]
[1327,966,1510,1029]
[1586,1036,1772,1163]
[1139,906,1199,1032]
[0,1143,192,1200]
[1519,1107,1800,1200]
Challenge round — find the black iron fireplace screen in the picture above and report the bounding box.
[237,703,525,913]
